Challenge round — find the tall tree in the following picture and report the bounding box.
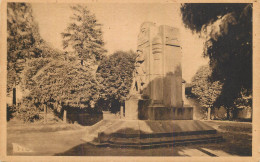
[181,4,252,115]
[61,5,106,65]
[7,3,66,122]
[7,3,43,93]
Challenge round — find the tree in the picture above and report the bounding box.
[7,3,63,122]
[21,56,99,122]
[61,5,107,65]
[181,4,252,117]
[233,88,252,119]
[7,3,43,93]
[190,65,222,119]
[96,51,136,112]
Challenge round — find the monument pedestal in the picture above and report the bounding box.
[143,106,193,120]
[125,97,193,120]
[82,100,223,148]
[84,120,223,148]
[124,97,139,120]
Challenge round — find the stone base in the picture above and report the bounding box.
[125,98,193,120]
[125,98,140,120]
[140,106,193,120]
[83,120,223,148]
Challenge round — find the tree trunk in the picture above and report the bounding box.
[63,109,67,123]
[55,101,59,112]
[55,101,58,110]
[44,104,47,124]
[120,105,124,118]
[81,59,83,66]
[207,107,211,120]
[232,108,238,120]
[13,87,16,106]
[227,108,230,120]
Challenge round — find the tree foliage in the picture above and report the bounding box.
[181,4,252,109]
[96,51,136,111]
[190,65,222,110]
[7,3,43,93]
[14,97,42,122]
[61,5,106,64]
[7,3,64,93]
[7,3,66,122]
[234,88,252,110]
[21,56,99,110]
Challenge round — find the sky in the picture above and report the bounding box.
[31,3,208,83]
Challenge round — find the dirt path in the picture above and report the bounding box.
[7,123,88,156]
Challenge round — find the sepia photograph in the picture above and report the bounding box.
[1,1,256,159]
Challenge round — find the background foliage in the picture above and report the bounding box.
[190,65,222,111]
[181,4,252,118]
[96,51,136,112]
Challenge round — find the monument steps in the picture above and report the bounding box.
[89,134,223,149]
[82,120,118,142]
[83,120,223,148]
[97,134,223,144]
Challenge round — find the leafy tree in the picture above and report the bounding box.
[17,45,64,122]
[14,97,42,122]
[181,4,252,117]
[190,65,222,119]
[7,3,63,122]
[21,56,99,122]
[96,51,136,112]
[7,3,43,93]
[233,88,252,118]
[34,59,98,108]
[61,5,107,65]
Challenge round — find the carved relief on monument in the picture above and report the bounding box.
[134,49,146,93]
[129,22,182,103]
[137,22,155,46]
[162,26,180,46]
[129,22,156,97]
[152,35,163,60]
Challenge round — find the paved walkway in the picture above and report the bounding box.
[177,147,232,156]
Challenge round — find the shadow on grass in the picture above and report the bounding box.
[199,132,252,156]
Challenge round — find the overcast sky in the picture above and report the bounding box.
[31,3,208,82]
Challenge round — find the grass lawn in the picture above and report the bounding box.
[203,120,252,156]
[7,119,252,156]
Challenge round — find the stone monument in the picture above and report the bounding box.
[82,22,222,148]
[125,22,193,120]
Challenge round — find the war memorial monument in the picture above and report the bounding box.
[83,22,222,148]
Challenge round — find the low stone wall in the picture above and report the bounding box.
[67,113,103,126]
[102,111,121,120]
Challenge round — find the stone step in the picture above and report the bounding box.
[99,134,222,145]
[84,120,223,148]
[82,120,118,142]
[89,135,223,149]
[99,129,217,139]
